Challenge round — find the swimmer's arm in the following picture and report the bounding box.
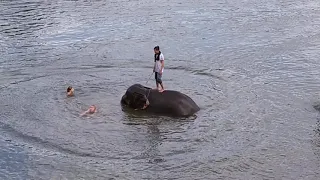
[80,110,89,117]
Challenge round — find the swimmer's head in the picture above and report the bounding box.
[88,105,96,113]
[67,86,74,96]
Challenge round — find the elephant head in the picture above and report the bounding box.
[121,91,150,110]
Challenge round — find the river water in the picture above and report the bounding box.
[0,0,320,179]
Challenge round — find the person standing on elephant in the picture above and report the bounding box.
[153,46,165,92]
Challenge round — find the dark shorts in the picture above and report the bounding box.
[155,72,162,83]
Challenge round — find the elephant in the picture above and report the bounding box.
[120,84,200,117]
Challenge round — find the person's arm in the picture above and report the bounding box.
[80,110,89,117]
[160,54,164,73]
[80,111,88,116]
[160,61,164,73]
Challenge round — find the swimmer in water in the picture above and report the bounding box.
[67,86,74,97]
[80,105,97,117]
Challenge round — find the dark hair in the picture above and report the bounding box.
[67,86,72,92]
[154,46,160,50]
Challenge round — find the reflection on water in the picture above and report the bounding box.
[1,0,320,179]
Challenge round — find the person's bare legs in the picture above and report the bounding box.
[158,72,164,92]
[154,82,159,90]
[154,72,164,92]
[159,82,164,92]
[154,72,159,90]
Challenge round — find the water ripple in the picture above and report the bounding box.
[1,0,320,179]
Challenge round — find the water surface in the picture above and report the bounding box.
[1,0,320,179]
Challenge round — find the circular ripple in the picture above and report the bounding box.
[0,60,273,180]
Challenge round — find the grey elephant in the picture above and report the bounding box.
[121,84,200,117]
